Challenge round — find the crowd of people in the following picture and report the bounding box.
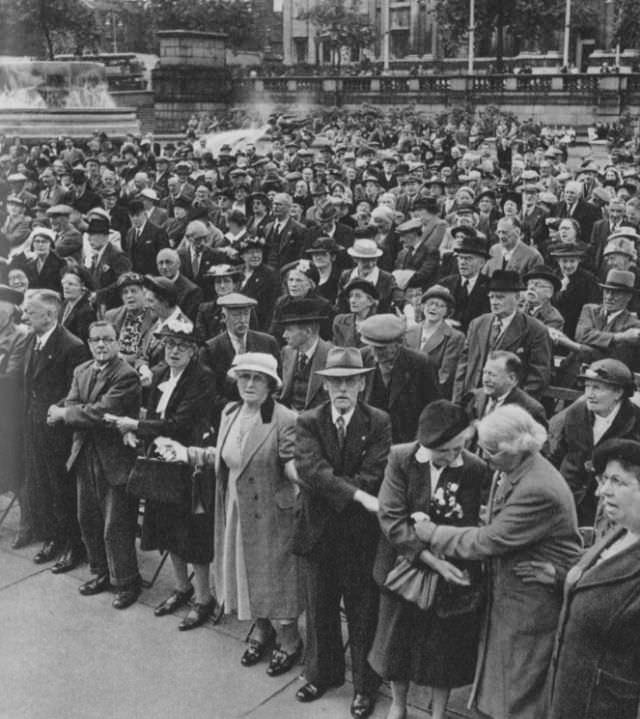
[1,115,640,719]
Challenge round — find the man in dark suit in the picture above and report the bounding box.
[464,350,547,427]
[156,247,203,322]
[294,347,392,719]
[48,319,142,608]
[199,292,279,426]
[553,180,601,245]
[359,314,440,443]
[279,298,332,412]
[23,290,89,570]
[336,239,396,313]
[440,229,491,332]
[264,192,307,271]
[453,270,552,402]
[394,217,440,288]
[85,216,131,312]
[178,220,226,300]
[521,184,549,253]
[123,199,169,276]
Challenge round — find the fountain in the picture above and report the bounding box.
[0,59,140,139]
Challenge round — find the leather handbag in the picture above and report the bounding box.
[383,556,439,611]
[127,450,191,505]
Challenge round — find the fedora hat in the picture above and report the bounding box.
[315,346,374,377]
[417,400,469,449]
[599,269,637,293]
[278,297,329,324]
[0,284,24,305]
[453,230,490,258]
[359,314,405,346]
[488,270,524,292]
[523,265,562,293]
[578,358,634,397]
[153,316,196,343]
[227,352,282,390]
[347,239,383,259]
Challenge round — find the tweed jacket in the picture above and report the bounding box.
[484,241,543,279]
[574,303,640,371]
[404,321,465,399]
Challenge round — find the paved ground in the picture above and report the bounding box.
[0,495,474,719]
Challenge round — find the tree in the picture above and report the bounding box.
[297,0,378,69]
[13,0,98,58]
[612,0,640,53]
[145,0,258,51]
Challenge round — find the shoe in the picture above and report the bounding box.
[350,693,376,719]
[11,532,33,550]
[154,586,194,616]
[33,540,60,564]
[266,641,303,677]
[112,580,141,610]
[51,546,86,574]
[295,682,327,703]
[178,597,219,631]
[241,625,276,667]
[79,574,111,596]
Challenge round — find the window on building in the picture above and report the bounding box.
[294,37,308,63]
[390,30,410,58]
[322,41,332,64]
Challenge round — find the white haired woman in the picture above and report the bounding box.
[412,404,581,719]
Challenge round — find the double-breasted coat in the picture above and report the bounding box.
[415,451,582,719]
[547,528,640,719]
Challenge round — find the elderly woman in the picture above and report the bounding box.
[332,279,379,348]
[404,285,465,399]
[305,237,342,306]
[24,227,66,294]
[270,259,333,343]
[370,401,489,719]
[60,266,96,344]
[238,237,280,332]
[108,317,220,630]
[195,264,245,343]
[516,438,640,719]
[412,404,581,719]
[158,353,303,674]
[247,192,270,238]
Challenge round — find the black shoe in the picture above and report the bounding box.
[33,540,60,564]
[241,625,276,666]
[51,546,86,574]
[178,597,220,631]
[350,693,376,719]
[295,682,327,703]
[11,532,33,550]
[266,641,303,677]
[154,586,194,617]
[79,574,111,596]
[112,580,142,610]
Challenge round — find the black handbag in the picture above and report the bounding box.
[383,556,439,611]
[126,449,191,505]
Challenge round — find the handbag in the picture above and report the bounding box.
[435,581,485,618]
[383,556,439,611]
[126,448,192,505]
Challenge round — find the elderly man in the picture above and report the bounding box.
[294,347,392,719]
[590,198,626,269]
[484,216,543,279]
[177,219,224,298]
[550,358,640,526]
[359,314,440,443]
[336,239,396,313]
[464,350,547,427]
[0,286,30,547]
[554,180,601,245]
[85,216,131,312]
[23,290,89,569]
[520,183,548,252]
[573,269,640,372]
[39,167,69,206]
[47,204,82,261]
[123,198,169,276]
[104,273,155,367]
[279,298,332,412]
[412,405,581,719]
[453,270,552,402]
[199,292,279,426]
[156,247,203,322]
[265,193,307,271]
[440,228,491,331]
[48,320,142,609]
[522,264,565,330]
[394,217,439,286]
[140,187,168,227]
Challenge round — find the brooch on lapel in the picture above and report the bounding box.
[101,264,111,273]
[415,446,430,463]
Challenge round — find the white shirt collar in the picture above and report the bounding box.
[303,337,319,361]
[495,311,517,330]
[461,273,479,291]
[331,405,355,429]
[35,324,57,349]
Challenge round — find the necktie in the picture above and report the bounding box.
[490,318,502,349]
[87,366,100,396]
[192,251,200,277]
[484,396,496,417]
[91,252,99,271]
[335,414,346,450]
[460,278,468,298]
[501,255,508,270]
[297,352,308,374]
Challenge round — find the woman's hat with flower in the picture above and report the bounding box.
[153,316,196,343]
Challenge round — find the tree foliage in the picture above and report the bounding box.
[145,0,258,50]
[9,0,98,58]
[297,0,378,68]
[612,0,640,51]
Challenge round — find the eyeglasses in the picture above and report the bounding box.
[163,339,193,352]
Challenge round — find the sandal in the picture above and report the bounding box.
[266,640,303,677]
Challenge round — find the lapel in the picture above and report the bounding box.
[508,243,526,272]
[236,411,275,478]
[279,219,292,251]
[307,340,329,405]
[407,447,433,509]
[498,311,525,351]
[341,404,369,470]
[23,332,36,380]
[33,325,62,380]
[475,314,493,356]
[88,357,121,402]
[215,403,240,477]
[422,322,448,354]
[389,349,412,407]
[569,528,640,592]
[495,450,534,508]
[281,347,296,397]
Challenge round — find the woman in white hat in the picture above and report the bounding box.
[157,352,303,674]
